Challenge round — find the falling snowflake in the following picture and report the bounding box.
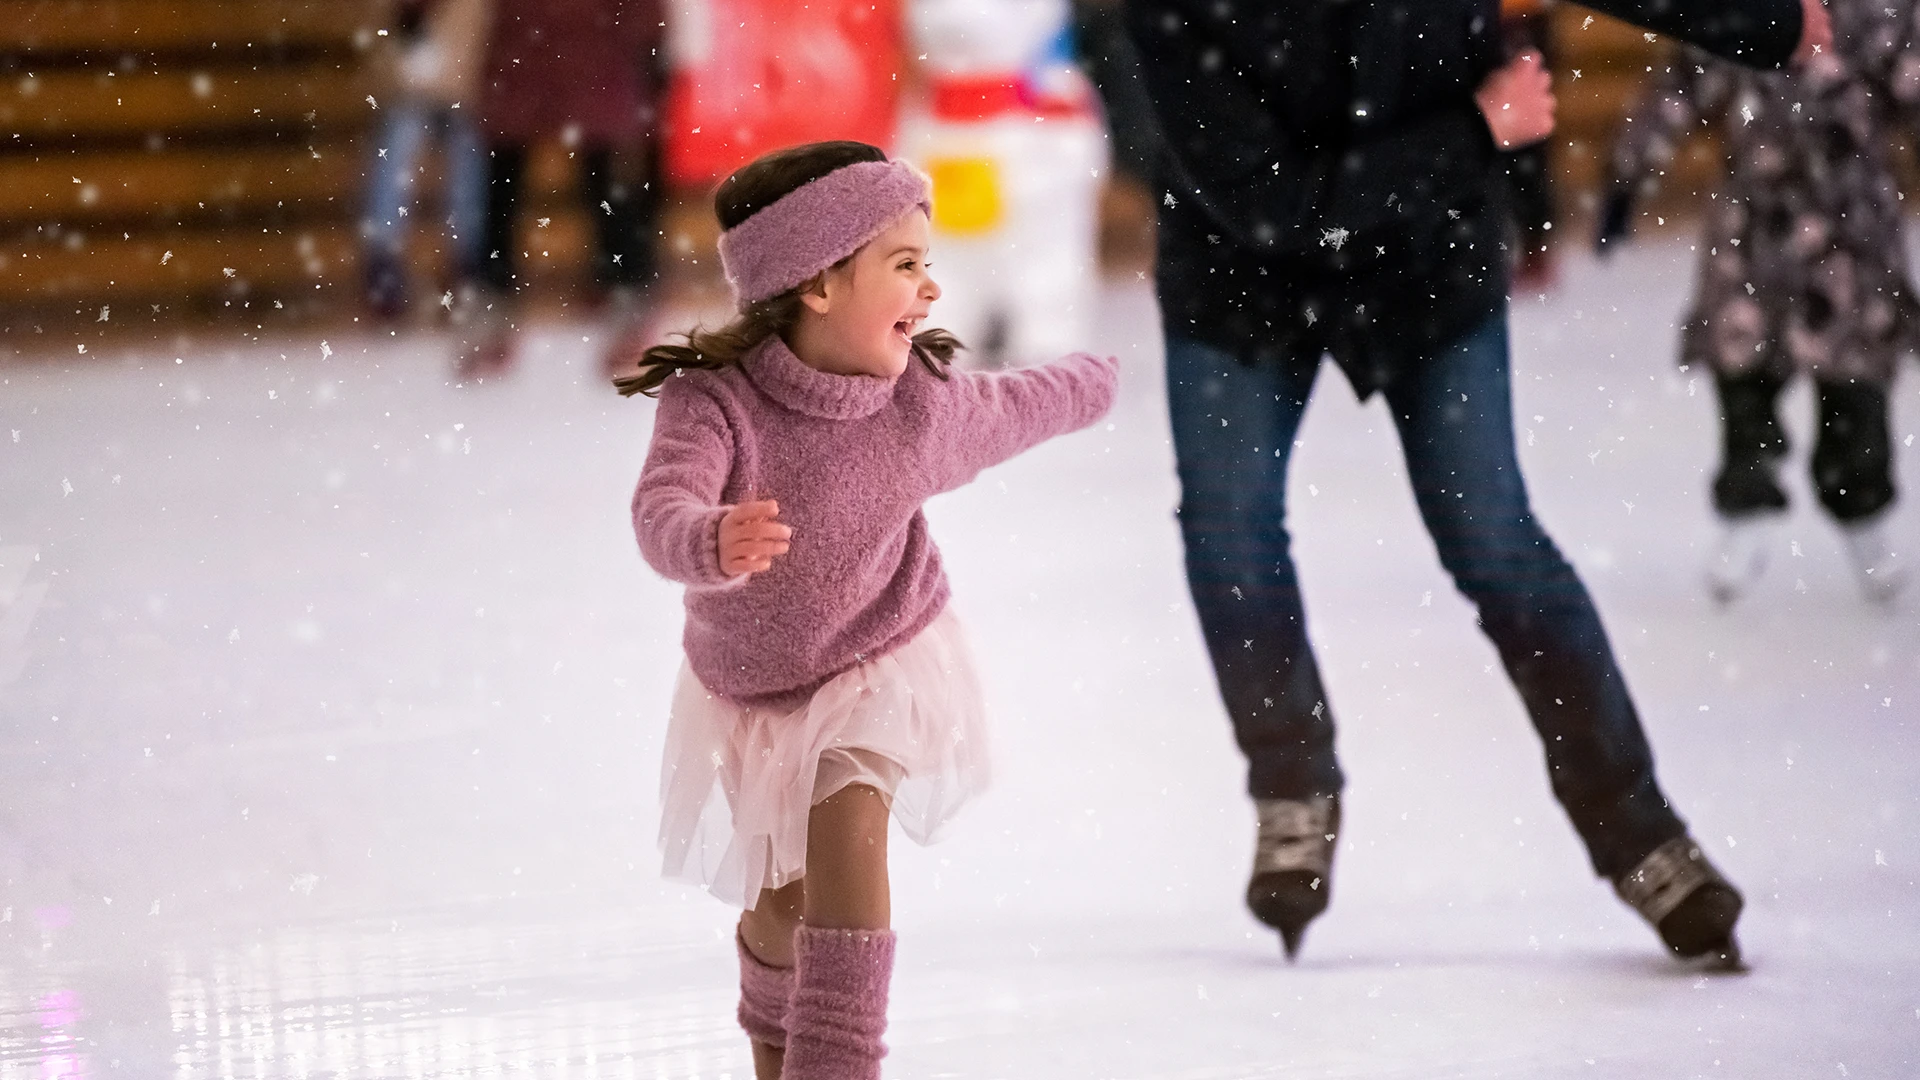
[1163,192,1178,208]
[319,340,333,360]
[1318,226,1350,250]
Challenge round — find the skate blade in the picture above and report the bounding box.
[1278,926,1305,962]
[1677,937,1747,975]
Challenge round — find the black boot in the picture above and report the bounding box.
[1246,794,1340,960]
[1614,836,1745,970]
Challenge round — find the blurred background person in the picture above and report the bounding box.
[359,0,494,323]
[1601,0,1915,604]
[1501,0,1561,293]
[457,0,667,378]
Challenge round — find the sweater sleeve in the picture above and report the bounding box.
[927,352,1120,494]
[632,378,743,588]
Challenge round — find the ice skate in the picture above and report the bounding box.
[451,284,516,380]
[1246,794,1340,960]
[1839,510,1905,603]
[362,248,409,323]
[1614,836,1746,971]
[597,285,666,379]
[1704,513,1780,603]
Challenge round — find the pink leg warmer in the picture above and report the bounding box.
[736,931,794,1049]
[782,926,897,1080]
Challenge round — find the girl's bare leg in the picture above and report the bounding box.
[802,783,891,929]
[779,783,895,1079]
[740,880,804,1080]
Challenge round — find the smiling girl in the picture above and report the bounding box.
[617,141,1117,1080]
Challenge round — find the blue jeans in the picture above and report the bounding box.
[1166,313,1685,878]
[362,99,486,267]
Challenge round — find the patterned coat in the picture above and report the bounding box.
[1607,0,1920,385]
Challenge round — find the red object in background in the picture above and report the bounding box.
[663,0,905,187]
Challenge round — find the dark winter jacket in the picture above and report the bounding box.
[1124,0,1806,395]
[480,0,663,144]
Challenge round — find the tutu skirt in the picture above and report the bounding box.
[657,608,990,909]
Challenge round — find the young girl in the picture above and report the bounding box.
[619,140,1117,1079]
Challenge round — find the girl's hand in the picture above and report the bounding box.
[1475,51,1556,150]
[718,499,792,577]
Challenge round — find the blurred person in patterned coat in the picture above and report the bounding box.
[1601,0,1916,601]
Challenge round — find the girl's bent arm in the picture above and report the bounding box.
[932,352,1119,492]
[633,381,742,587]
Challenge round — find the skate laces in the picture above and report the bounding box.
[1253,797,1336,876]
[1613,836,1726,925]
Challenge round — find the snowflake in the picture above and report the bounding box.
[1318,226,1350,250]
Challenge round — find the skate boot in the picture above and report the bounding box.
[1839,510,1906,603]
[597,285,666,378]
[451,284,516,380]
[1704,513,1780,603]
[1246,794,1339,960]
[363,247,409,322]
[1614,835,1745,971]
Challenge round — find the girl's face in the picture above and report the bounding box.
[791,209,941,379]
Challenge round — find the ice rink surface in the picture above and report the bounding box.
[3,240,1918,1078]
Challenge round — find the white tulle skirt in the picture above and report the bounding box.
[656,608,991,910]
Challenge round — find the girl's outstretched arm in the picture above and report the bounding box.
[927,352,1119,493]
[633,379,747,587]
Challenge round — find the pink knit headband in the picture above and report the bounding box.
[716,160,933,309]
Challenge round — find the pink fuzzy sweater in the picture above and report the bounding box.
[633,336,1119,707]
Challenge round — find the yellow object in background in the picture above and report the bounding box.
[927,157,1005,236]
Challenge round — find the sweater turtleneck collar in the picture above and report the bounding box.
[740,335,898,420]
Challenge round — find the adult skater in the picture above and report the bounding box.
[1602,0,1912,603]
[1123,0,1831,966]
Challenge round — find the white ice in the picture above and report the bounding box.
[2,239,1917,1079]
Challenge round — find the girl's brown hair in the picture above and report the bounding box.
[612,141,961,398]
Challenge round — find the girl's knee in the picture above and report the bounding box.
[741,882,805,968]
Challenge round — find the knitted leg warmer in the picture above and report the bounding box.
[736,931,794,1049]
[782,926,896,1080]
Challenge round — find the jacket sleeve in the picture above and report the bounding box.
[1607,51,1733,194]
[1577,0,1803,69]
[632,379,743,589]
[928,353,1120,494]
[1126,4,1495,254]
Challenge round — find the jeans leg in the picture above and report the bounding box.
[1812,379,1895,523]
[1382,312,1685,878]
[580,143,659,288]
[1165,337,1340,802]
[475,144,527,291]
[442,109,490,273]
[363,100,431,255]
